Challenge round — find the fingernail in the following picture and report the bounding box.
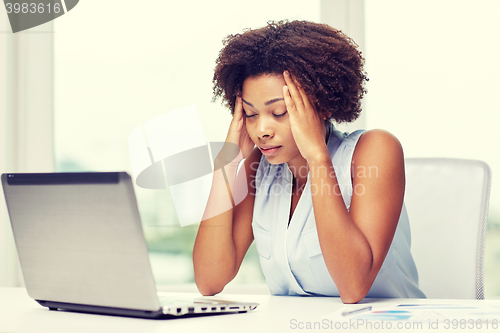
[284,70,289,76]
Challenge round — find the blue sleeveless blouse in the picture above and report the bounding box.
[251,123,426,298]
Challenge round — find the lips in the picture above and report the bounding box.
[259,145,282,156]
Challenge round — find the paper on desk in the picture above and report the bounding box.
[329,305,417,321]
[328,303,500,323]
[393,303,500,323]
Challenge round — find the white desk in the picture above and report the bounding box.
[1,287,499,333]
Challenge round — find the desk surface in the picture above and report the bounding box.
[1,286,499,333]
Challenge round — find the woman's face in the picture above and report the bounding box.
[241,74,304,166]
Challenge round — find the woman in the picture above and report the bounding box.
[193,20,425,303]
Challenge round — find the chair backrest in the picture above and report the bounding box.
[404,158,491,299]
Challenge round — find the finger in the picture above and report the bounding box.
[229,97,245,132]
[283,71,305,111]
[286,71,317,114]
[234,96,243,117]
[294,79,314,111]
[232,97,245,122]
[283,71,302,105]
[283,85,298,118]
[299,89,316,115]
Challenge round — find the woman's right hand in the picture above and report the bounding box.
[216,97,255,168]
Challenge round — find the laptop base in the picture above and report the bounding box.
[37,300,250,319]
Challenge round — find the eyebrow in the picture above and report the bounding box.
[242,97,284,108]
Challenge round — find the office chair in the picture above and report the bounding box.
[404,158,491,299]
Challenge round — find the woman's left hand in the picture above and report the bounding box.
[283,71,329,162]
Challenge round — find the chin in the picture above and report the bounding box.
[264,155,287,165]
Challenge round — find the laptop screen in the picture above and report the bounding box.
[2,172,160,311]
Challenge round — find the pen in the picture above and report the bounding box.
[341,306,372,316]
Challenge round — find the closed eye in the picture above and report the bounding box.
[273,111,287,118]
[243,112,256,118]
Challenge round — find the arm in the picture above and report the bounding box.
[193,97,261,296]
[193,148,260,295]
[309,130,404,304]
[282,71,404,303]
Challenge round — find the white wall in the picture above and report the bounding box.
[364,0,500,224]
[0,10,55,286]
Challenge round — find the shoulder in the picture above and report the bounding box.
[351,129,405,179]
[353,129,404,163]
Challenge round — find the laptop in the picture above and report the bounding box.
[1,172,258,319]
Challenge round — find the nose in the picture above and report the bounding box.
[254,116,275,140]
